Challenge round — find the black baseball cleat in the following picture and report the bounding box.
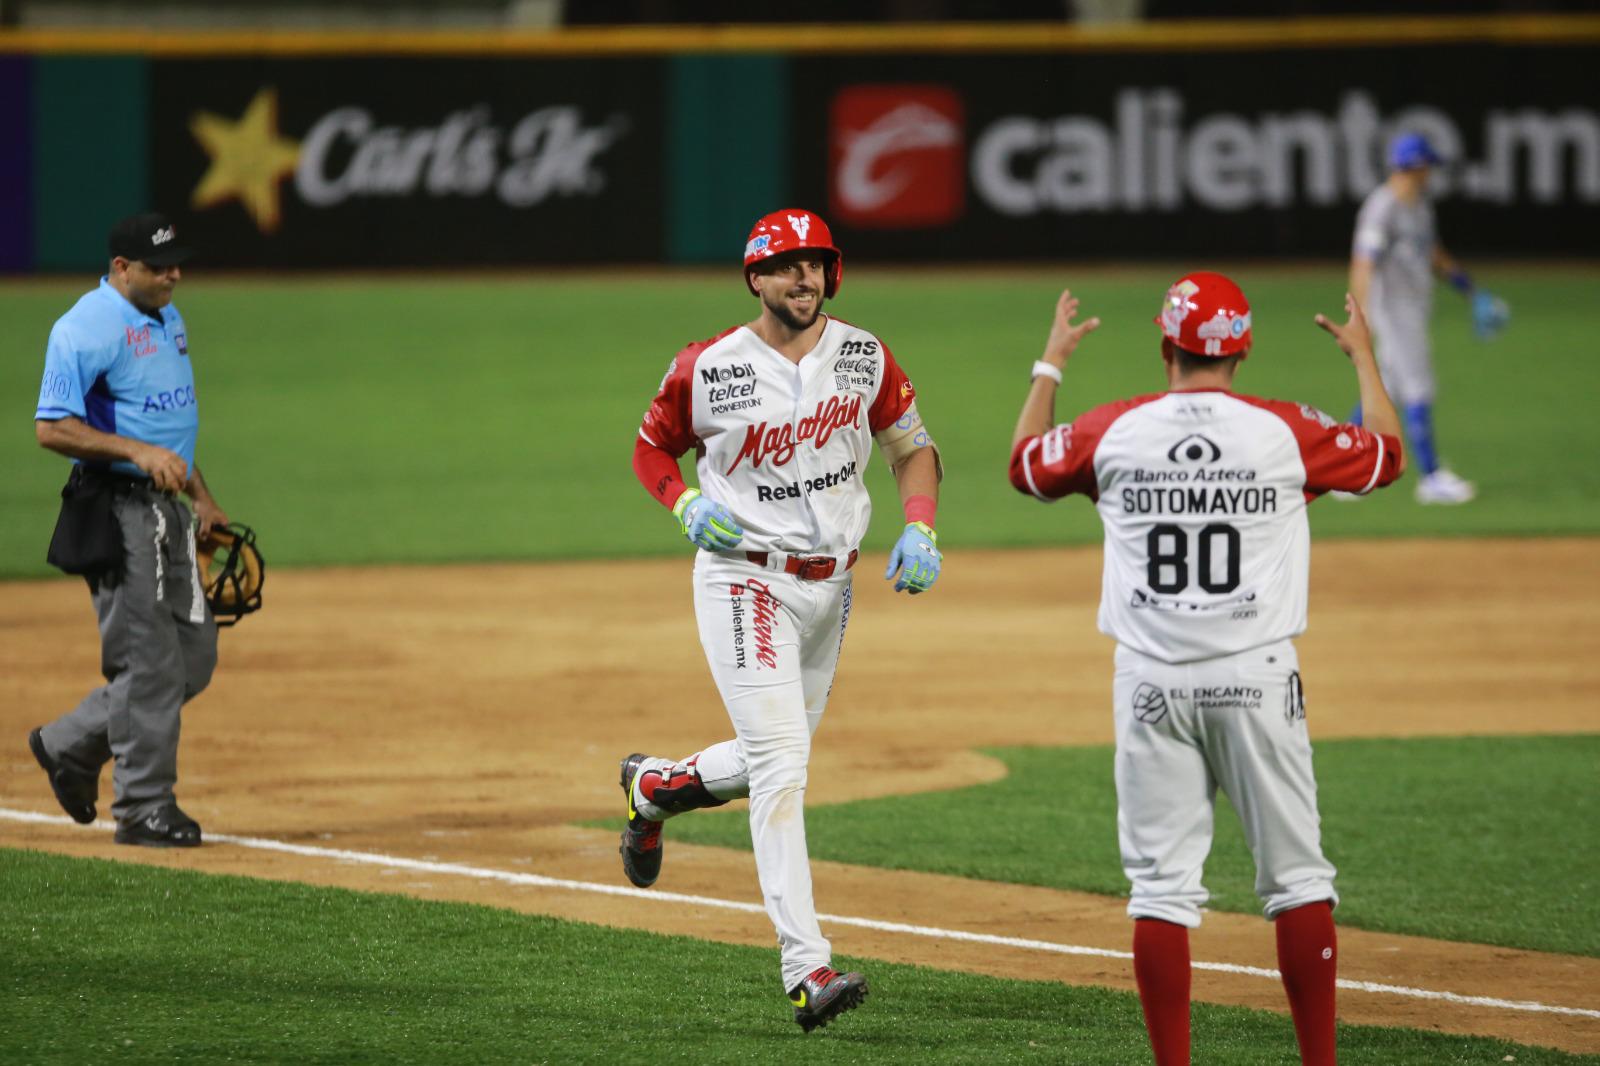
[789,966,869,1033]
[115,804,202,848]
[28,727,97,825]
[619,753,664,888]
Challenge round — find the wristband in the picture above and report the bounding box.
[671,486,701,520]
[903,493,937,528]
[1447,269,1473,294]
[1031,360,1063,384]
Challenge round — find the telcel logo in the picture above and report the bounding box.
[829,85,964,228]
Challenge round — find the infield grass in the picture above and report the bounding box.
[3,266,1598,577]
[659,735,1600,958]
[3,847,1593,1065]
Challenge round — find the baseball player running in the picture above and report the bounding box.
[1348,131,1509,505]
[1008,274,1405,1066]
[623,208,943,1031]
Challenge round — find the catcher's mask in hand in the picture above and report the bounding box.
[197,522,264,627]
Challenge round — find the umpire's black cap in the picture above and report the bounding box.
[108,212,193,267]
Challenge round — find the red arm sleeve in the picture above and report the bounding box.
[1250,399,1404,498]
[1008,397,1150,502]
[634,346,700,507]
[868,340,916,432]
[633,437,687,509]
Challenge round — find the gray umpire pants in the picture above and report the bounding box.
[40,484,217,823]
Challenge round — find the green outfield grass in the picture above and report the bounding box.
[3,266,1598,578]
[3,848,1592,1066]
[656,735,1600,958]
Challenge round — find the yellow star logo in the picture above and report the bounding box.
[189,88,301,235]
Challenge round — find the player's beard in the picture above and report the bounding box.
[764,288,823,332]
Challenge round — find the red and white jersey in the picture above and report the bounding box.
[640,316,916,556]
[1010,389,1403,663]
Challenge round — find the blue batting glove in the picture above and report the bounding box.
[673,488,744,551]
[885,521,941,594]
[1472,290,1510,340]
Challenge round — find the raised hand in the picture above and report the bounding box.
[1041,289,1103,369]
[1314,292,1375,361]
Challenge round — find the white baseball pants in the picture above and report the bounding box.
[1112,638,1338,928]
[1370,303,1436,405]
[636,551,852,991]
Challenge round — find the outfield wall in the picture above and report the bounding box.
[2,17,1598,270]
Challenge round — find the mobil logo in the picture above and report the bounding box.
[829,85,965,228]
[701,362,757,385]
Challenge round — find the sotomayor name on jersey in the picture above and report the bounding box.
[1122,485,1279,515]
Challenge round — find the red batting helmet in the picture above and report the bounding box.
[743,208,843,299]
[1155,271,1253,358]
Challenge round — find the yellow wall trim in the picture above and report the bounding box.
[3,16,1600,57]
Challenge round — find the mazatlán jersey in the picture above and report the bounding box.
[1011,389,1403,663]
[35,277,199,479]
[640,316,915,556]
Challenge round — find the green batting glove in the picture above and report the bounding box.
[885,521,941,594]
[673,488,744,552]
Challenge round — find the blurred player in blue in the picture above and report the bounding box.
[1348,132,1509,505]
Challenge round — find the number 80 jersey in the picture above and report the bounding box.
[1010,388,1403,663]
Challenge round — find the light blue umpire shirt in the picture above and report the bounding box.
[35,277,199,481]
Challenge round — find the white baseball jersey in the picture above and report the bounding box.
[639,317,916,557]
[1354,184,1437,321]
[1012,389,1403,663]
[1354,184,1439,403]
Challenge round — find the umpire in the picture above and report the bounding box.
[28,212,226,848]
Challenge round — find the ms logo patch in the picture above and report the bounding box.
[1132,683,1169,724]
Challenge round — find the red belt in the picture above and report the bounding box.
[744,549,859,581]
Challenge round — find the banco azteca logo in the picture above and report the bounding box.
[1132,683,1169,724]
[1167,433,1222,464]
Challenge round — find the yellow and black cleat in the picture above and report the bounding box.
[618,753,664,888]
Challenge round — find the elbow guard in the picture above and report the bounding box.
[874,401,943,481]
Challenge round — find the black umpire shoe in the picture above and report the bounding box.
[619,753,664,888]
[789,966,869,1033]
[115,804,202,848]
[28,727,97,824]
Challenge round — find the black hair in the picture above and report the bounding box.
[1170,344,1243,377]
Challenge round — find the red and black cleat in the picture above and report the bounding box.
[618,753,664,888]
[788,966,869,1033]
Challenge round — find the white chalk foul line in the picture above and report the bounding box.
[3,807,1597,1021]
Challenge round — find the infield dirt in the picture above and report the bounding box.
[2,539,1597,1053]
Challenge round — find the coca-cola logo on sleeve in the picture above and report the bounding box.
[829,85,965,228]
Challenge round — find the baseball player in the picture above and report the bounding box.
[29,212,226,848]
[622,208,943,1031]
[1008,275,1405,1066]
[1348,131,1509,505]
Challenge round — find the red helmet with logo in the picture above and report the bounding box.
[743,208,844,299]
[1154,271,1252,358]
